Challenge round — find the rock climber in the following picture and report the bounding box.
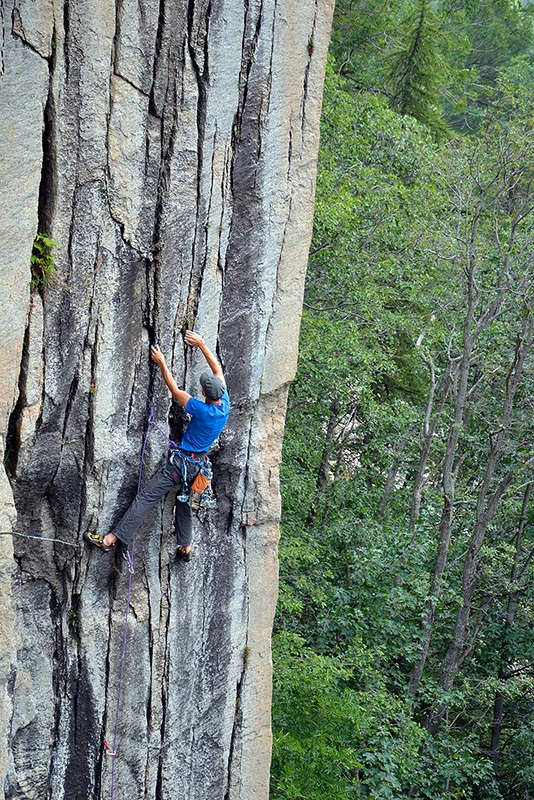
[84,330,230,562]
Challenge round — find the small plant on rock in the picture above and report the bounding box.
[30,232,58,291]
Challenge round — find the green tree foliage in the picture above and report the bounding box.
[444,0,534,130]
[271,633,425,800]
[330,0,534,135]
[272,57,534,800]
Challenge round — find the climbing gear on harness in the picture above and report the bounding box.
[191,470,210,493]
[83,531,114,552]
[170,448,213,497]
[191,460,212,494]
[121,547,134,574]
[170,448,194,501]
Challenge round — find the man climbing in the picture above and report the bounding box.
[84,330,230,562]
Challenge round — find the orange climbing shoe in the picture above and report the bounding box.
[83,531,114,552]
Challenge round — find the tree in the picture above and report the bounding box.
[387,0,451,135]
[330,0,534,135]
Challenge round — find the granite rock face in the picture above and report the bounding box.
[0,0,334,797]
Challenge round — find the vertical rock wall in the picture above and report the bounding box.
[0,0,334,797]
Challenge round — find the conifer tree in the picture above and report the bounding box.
[387,0,450,135]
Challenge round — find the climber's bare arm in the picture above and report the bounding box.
[184,330,226,385]
[151,346,191,408]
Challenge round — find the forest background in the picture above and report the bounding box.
[270,1,534,798]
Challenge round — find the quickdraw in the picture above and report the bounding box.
[103,740,117,757]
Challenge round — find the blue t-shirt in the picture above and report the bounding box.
[179,388,230,453]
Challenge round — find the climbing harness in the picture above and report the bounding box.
[169,447,213,500]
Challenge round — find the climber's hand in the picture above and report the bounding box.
[150,345,166,368]
[185,330,204,348]
[185,331,224,382]
[151,345,190,407]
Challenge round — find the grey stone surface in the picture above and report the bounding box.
[11,0,54,58]
[0,0,334,797]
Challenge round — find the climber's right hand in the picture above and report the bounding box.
[185,330,204,348]
[150,345,166,368]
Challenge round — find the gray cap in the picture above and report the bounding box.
[200,371,225,400]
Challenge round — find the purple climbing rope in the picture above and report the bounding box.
[107,403,171,798]
[147,404,178,451]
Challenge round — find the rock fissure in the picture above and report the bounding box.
[286,125,293,181]
[78,325,99,529]
[265,200,292,346]
[150,0,166,115]
[223,675,245,800]
[3,670,16,798]
[47,591,66,796]
[5,321,30,478]
[1,6,5,75]
[153,601,170,800]
[63,628,94,798]
[259,1,278,158]
[115,67,152,98]
[186,3,211,333]
[299,5,319,134]
[110,0,120,78]
[38,43,57,234]
[229,0,261,158]
[61,373,80,440]
[61,0,70,79]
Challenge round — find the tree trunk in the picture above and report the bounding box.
[306,398,339,528]
[408,341,473,695]
[427,322,533,733]
[408,188,526,699]
[0,1,334,797]
[490,482,533,770]
[409,358,451,528]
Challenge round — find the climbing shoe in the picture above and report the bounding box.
[177,547,192,563]
[83,531,114,552]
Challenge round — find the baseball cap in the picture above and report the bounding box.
[200,371,225,400]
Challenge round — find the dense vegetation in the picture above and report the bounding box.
[271,2,534,798]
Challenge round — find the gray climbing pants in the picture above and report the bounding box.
[113,458,200,548]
